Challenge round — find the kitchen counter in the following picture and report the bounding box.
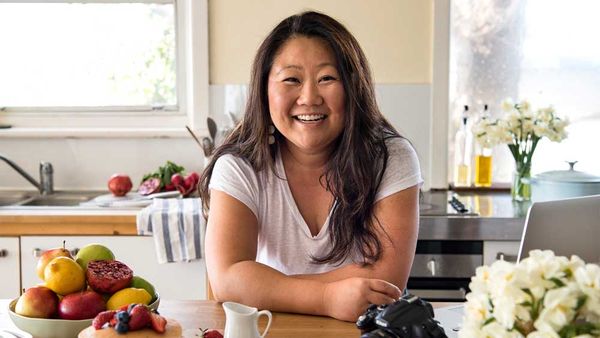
[419,190,529,241]
[0,190,529,240]
[0,299,457,338]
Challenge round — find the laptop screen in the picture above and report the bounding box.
[517,194,600,264]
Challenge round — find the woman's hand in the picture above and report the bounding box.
[322,277,401,322]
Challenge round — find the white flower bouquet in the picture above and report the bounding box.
[459,250,600,338]
[472,99,569,200]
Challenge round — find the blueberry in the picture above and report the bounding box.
[116,311,130,323]
[115,322,129,334]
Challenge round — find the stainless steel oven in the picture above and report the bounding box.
[407,240,483,302]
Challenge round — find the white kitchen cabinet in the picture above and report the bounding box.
[483,241,521,266]
[20,236,206,300]
[0,237,21,299]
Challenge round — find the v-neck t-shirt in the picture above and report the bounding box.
[208,137,423,275]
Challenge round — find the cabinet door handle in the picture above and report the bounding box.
[496,252,518,262]
[0,249,8,257]
[32,247,80,258]
[33,248,42,258]
[427,259,437,276]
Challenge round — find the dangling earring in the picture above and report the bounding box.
[268,125,275,145]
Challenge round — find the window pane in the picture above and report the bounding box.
[0,2,176,109]
[449,0,600,183]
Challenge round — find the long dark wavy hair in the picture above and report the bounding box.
[200,11,403,266]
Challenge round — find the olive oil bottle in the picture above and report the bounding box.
[473,104,493,187]
[453,106,473,187]
[474,147,493,187]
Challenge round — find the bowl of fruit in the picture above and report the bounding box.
[8,243,160,338]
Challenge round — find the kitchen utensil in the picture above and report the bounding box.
[227,111,239,126]
[202,137,214,157]
[223,302,271,338]
[185,125,205,151]
[207,117,218,142]
[531,161,600,202]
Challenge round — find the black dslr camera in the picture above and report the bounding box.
[356,294,448,338]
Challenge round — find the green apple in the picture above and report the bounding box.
[130,275,157,301]
[75,243,115,271]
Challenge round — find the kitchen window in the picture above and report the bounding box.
[446,0,600,184]
[0,0,208,135]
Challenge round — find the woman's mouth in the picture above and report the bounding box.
[293,114,327,122]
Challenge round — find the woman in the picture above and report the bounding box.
[199,11,422,322]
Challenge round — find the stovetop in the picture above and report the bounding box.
[419,191,479,216]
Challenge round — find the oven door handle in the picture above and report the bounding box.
[427,258,437,276]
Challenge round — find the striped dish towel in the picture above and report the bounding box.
[136,198,205,264]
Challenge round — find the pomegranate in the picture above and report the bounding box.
[138,178,161,196]
[86,260,133,294]
[108,174,133,197]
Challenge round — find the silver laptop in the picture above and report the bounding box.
[517,194,600,263]
[435,194,600,337]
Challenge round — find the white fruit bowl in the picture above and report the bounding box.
[8,294,160,338]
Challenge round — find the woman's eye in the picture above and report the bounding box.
[283,77,300,83]
[319,75,337,82]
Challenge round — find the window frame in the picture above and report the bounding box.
[0,0,209,138]
[431,0,451,189]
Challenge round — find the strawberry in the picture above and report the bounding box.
[128,305,152,331]
[150,312,167,333]
[92,310,116,330]
[203,329,224,338]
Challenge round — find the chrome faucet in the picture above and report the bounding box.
[0,154,54,195]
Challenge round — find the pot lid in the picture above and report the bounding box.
[534,161,600,183]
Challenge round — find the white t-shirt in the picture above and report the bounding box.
[209,137,423,275]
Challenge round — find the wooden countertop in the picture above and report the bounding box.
[0,212,137,236]
[0,299,456,338]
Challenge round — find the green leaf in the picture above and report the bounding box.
[483,317,495,326]
[550,277,566,288]
[575,295,588,312]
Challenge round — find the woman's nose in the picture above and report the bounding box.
[297,81,323,106]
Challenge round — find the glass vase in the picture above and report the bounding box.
[511,165,532,201]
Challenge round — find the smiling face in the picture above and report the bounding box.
[267,36,346,156]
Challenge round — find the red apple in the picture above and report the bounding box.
[36,242,72,280]
[58,290,106,320]
[108,174,133,197]
[15,286,59,318]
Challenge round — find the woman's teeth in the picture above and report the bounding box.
[294,114,326,122]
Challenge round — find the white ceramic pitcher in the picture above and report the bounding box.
[222,302,272,338]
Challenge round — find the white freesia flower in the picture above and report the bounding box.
[472,99,569,200]
[518,99,531,114]
[534,285,579,332]
[502,98,516,112]
[527,330,560,338]
[526,329,560,338]
[461,250,600,338]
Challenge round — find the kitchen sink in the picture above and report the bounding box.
[0,192,36,206]
[0,190,102,208]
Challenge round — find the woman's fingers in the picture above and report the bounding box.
[367,292,396,306]
[368,279,401,299]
